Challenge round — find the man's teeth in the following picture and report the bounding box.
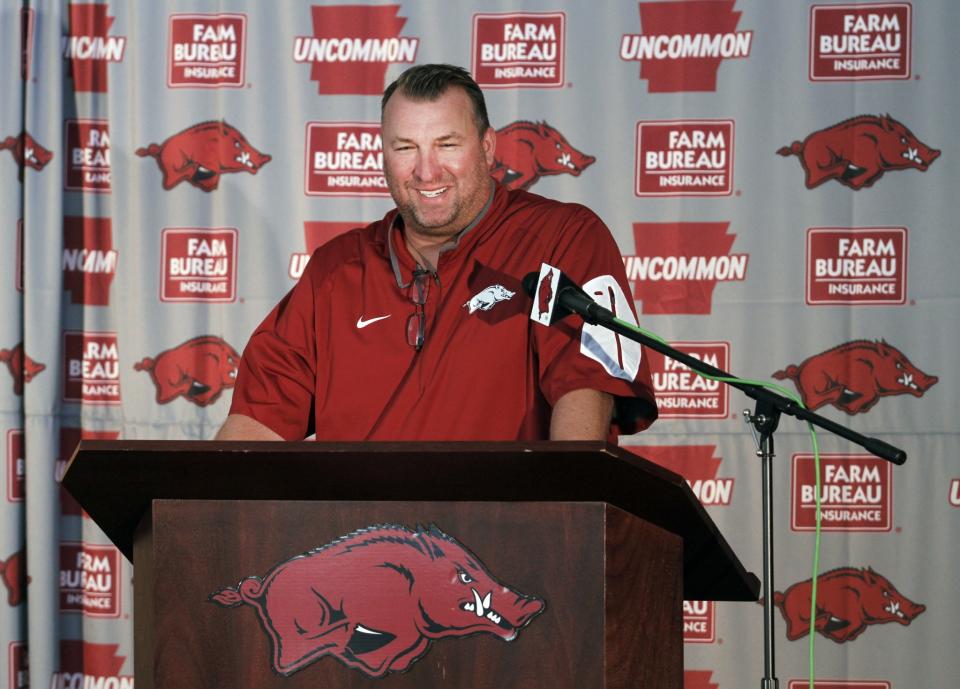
[419,188,447,198]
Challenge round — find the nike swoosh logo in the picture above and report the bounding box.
[356,315,391,328]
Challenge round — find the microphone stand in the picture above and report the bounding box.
[563,291,907,689]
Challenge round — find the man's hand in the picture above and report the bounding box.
[549,388,614,441]
[215,414,283,441]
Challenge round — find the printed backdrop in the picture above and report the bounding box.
[2,1,958,687]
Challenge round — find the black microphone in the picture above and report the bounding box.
[522,269,613,325]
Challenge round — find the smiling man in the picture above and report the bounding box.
[217,64,656,442]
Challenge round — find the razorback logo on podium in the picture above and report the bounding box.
[52,640,132,689]
[1,131,54,176]
[63,216,117,306]
[491,121,595,190]
[161,228,238,302]
[63,3,126,93]
[64,119,111,192]
[59,542,121,618]
[305,123,387,196]
[624,222,748,314]
[210,524,544,678]
[778,115,939,190]
[472,12,565,88]
[806,227,907,305]
[810,3,910,80]
[134,336,240,407]
[57,428,120,517]
[791,454,892,531]
[773,340,937,414]
[630,444,733,504]
[636,119,734,196]
[293,5,418,95]
[620,0,753,92]
[168,13,247,87]
[62,331,121,405]
[289,222,359,279]
[0,343,45,396]
[0,548,28,607]
[682,600,716,642]
[773,566,924,643]
[137,121,271,191]
[685,670,720,689]
[7,429,24,502]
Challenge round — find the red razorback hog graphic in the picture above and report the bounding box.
[0,342,46,395]
[133,335,239,406]
[777,114,939,190]
[210,524,544,678]
[136,120,271,191]
[773,566,925,643]
[1,130,54,174]
[773,339,937,415]
[0,548,29,607]
[491,120,595,190]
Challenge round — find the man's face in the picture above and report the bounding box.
[382,87,496,240]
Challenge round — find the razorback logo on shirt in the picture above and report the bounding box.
[63,216,117,306]
[682,600,716,642]
[6,430,24,502]
[806,227,907,305]
[62,331,121,405]
[56,428,120,517]
[636,120,734,196]
[810,3,910,80]
[305,122,388,196]
[624,222,748,314]
[289,222,359,279]
[53,640,132,689]
[293,5,419,95]
[161,228,237,302]
[629,444,733,504]
[63,3,126,93]
[168,13,247,87]
[791,454,892,531]
[472,12,565,88]
[59,542,121,617]
[620,0,752,92]
[463,285,516,313]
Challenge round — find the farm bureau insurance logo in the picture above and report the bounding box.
[59,542,121,617]
[620,0,752,92]
[161,228,238,302]
[62,331,121,405]
[63,3,126,93]
[806,227,906,305]
[64,119,110,192]
[810,3,910,80]
[472,12,565,88]
[683,600,716,643]
[293,5,418,95]
[290,222,360,279]
[168,13,246,87]
[52,640,133,689]
[305,122,387,196]
[63,216,117,306]
[6,429,24,502]
[791,454,892,531]
[624,222,748,314]
[636,119,734,196]
[644,344,730,418]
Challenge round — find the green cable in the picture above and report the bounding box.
[611,318,822,688]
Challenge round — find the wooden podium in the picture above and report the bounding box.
[64,441,758,689]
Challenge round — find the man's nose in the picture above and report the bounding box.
[414,150,441,182]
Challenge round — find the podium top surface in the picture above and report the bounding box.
[64,440,759,601]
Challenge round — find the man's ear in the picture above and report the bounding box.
[482,126,496,167]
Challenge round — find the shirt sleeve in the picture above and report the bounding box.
[228,257,321,440]
[533,205,657,435]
